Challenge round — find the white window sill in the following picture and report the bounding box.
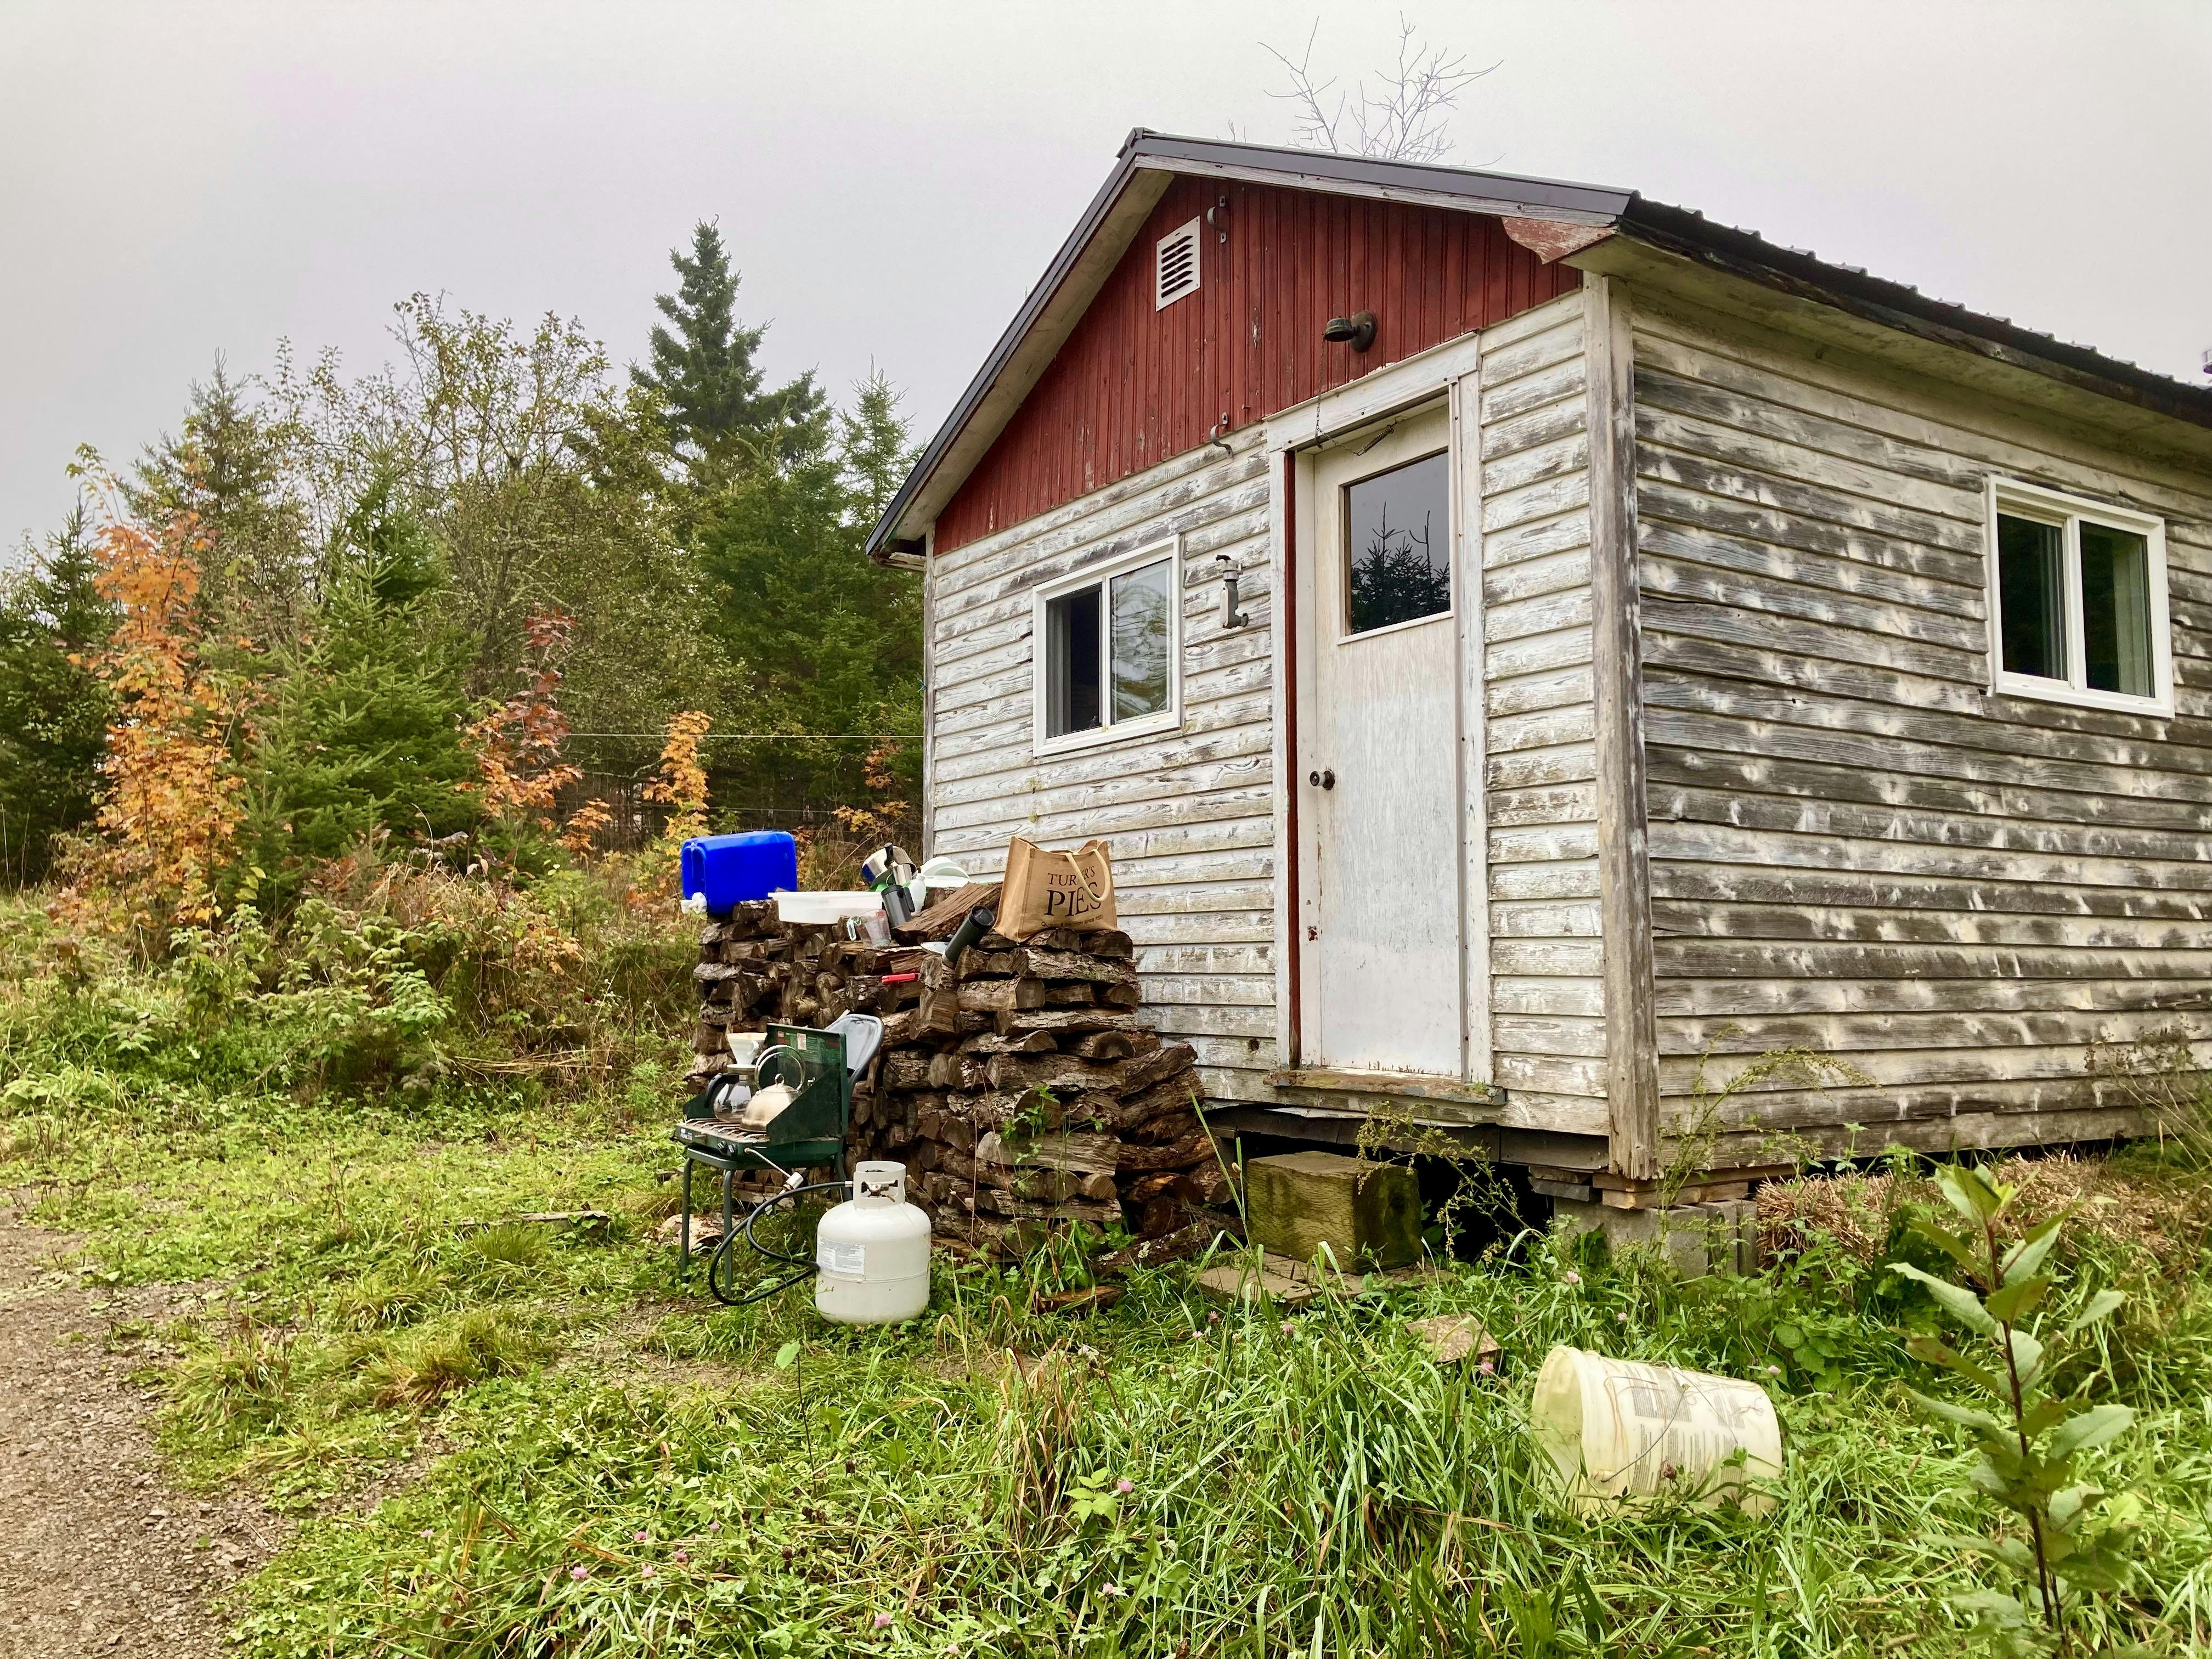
[1990,674,2172,720]
[1033,710,1181,759]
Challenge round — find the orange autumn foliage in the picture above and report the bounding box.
[464,609,582,830]
[829,738,911,847]
[60,501,246,933]
[642,709,712,848]
[558,797,614,856]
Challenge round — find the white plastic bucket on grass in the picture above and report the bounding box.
[1530,1345,1782,1515]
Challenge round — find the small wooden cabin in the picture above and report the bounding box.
[866,132,2212,1202]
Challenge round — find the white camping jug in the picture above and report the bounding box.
[814,1162,932,1325]
[1530,1345,1783,1514]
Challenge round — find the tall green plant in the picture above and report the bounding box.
[1889,1164,2141,1657]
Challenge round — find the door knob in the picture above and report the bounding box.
[1308,768,1335,790]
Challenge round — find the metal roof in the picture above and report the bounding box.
[867,130,2212,560]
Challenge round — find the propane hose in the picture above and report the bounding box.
[705,1180,851,1307]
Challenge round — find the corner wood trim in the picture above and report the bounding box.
[1584,275,1662,1180]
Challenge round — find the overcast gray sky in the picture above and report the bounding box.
[4,1,2208,557]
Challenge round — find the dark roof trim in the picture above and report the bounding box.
[1123,131,1633,224]
[868,133,2212,561]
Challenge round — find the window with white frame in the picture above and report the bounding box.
[1034,539,1180,752]
[1988,479,2171,715]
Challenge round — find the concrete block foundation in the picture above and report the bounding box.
[1553,1197,1758,1278]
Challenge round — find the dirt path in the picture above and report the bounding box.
[0,1216,280,1658]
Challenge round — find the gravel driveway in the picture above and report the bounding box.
[0,1216,280,1657]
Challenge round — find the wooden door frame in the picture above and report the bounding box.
[1262,331,1492,1082]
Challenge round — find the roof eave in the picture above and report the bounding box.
[1616,200,2212,436]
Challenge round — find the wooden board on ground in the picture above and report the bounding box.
[1194,1250,1444,1309]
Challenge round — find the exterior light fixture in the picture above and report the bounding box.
[1323,311,1376,352]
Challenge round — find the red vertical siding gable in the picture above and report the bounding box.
[935,174,1580,551]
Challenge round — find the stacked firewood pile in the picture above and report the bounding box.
[685,887,1234,1257]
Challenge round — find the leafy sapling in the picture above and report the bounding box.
[1889,1164,2140,1658]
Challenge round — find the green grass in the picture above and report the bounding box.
[4,893,2209,1655]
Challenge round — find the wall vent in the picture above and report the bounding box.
[1155,218,1201,310]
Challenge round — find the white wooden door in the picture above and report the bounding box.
[1297,404,1464,1075]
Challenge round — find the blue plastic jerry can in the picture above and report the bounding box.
[681,832,798,915]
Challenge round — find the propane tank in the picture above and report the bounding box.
[814,1162,932,1324]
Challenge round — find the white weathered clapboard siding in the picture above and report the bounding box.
[1630,289,2212,1158]
[921,289,1618,1129]
[924,429,1284,1101]
[1478,294,1609,1131]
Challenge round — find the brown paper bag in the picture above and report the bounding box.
[999,836,1117,938]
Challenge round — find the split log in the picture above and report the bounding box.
[1025,928,1133,958]
[984,1053,1149,1095]
[1010,949,1140,989]
[980,1165,1117,1204]
[963,979,1048,1013]
[883,1052,933,1092]
[1120,1171,1183,1206]
[1068,1029,1159,1060]
[1095,1218,1231,1275]
[1113,1131,1215,1173]
[1124,1043,1197,1092]
[958,1031,1059,1056]
[971,1189,1121,1227]
[994,1007,1147,1039]
[974,1128,1120,1175]
[936,1053,989,1092]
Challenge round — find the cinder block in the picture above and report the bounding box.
[1696,1198,1757,1276]
[1550,1198,1746,1278]
[1246,1151,1421,1270]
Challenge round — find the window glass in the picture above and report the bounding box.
[2080,520,2153,698]
[1109,560,1171,720]
[1045,585,1101,737]
[1996,512,2066,681]
[1345,450,1451,635]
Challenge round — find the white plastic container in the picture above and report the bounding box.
[814,1162,932,1325]
[1530,1345,1783,1515]
[772,890,884,926]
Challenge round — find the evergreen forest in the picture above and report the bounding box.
[0,220,921,901]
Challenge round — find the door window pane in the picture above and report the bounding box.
[1109,560,1171,720]
[1045,585,1101,737]
[1997,513,2065,681]
[2080,520,2153,698]
[1345,450,1451,635]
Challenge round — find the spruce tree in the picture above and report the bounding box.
[0,504,117,882]
[233,483,478,902]
[129,362,312,639]
[839,369,917,529]
[631,221,826,473]
[693,377,922,820]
